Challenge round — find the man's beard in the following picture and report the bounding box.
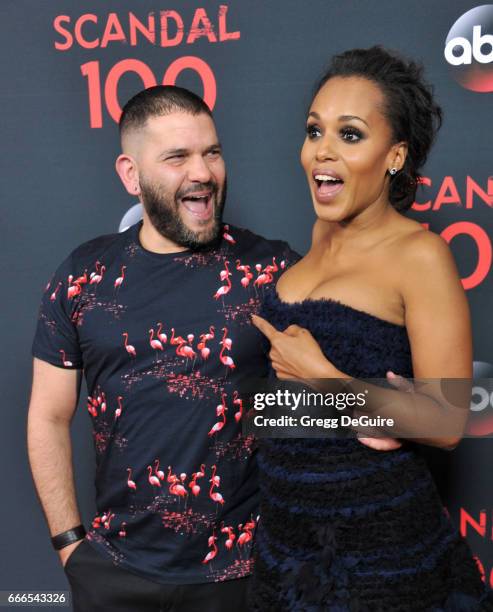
[140,176,227,251]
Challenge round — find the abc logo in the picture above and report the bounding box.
[468,361,493,436]
[444,4,493,92]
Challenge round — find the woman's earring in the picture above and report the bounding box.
[389,168,397,176]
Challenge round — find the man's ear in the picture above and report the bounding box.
[115,154,141,197]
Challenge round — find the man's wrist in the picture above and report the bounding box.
[51,525,86,550]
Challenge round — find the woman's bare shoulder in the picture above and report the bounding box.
[392,220,454,269]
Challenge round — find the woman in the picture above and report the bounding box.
[250,47,492,610]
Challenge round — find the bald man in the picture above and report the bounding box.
[28,85,299,611]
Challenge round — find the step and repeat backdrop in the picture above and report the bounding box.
[1,0,491,595]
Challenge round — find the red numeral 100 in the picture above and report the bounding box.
[81,56,216,128]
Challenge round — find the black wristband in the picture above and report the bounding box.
[51,525,86,550]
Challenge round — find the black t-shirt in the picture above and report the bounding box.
[32,221,299,584]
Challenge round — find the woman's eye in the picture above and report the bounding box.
[340,127,363,142]
[306,125,321,139]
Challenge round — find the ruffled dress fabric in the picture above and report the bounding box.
[251,291,493,611]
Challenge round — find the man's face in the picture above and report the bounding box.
[137,112,227,249]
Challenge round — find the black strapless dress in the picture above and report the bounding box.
[251,290,492,611]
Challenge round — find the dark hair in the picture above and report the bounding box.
[119,85,212,137]
[314,46,442,211]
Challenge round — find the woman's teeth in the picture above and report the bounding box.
[314,174,343,186]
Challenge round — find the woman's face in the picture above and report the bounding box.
[300,76,404,223]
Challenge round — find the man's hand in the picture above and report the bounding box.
[357,371,413,451]
[59,539,84,568]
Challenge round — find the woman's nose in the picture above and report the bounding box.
[315,137,338,162]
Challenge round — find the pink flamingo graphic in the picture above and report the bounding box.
[202,529,218,564]
[177,339,196,359]
[254,263,273,288]
[115,396,123,419]
[100,392,107,413]
[209,478,225,506]
[176,337,197,369]
[126,468,137,491]
[74,270,88,285]
[237,522,254,548]
[222,225,236,244]
[114,265,126,290]
[210,465,221,488]
[197,326,215,360]
[87,396,98,418]
[189,464,206,496]
[220,523,236,550]
[67,280,82,299]
[208,393,228,436]
[170,328,185,347]
[154,459,165,481]
[167,466,178,486]
[213,261,232,301]
[89,261,101,281]
[219,260,232,282]
[103,512,115,530]
[89,265,105,286]
[233,390,243,423]
[149,328,164,360]
[118,522,127,538]
[122,332,136,357]
[147,465,161,488]
[236,260,253,288]
[244,516,257,532]
[196,464,206,479]
[59,349,73,367]
[189,473,200,497]
[50,282,62,302]
[220,327,233,351]
[92,516,101,529]
[264,257,278,274]
[219,328,235,371]
[170,476,188,499]
[156,322,168,345]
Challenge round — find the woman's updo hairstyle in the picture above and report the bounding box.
[313,46,442,211]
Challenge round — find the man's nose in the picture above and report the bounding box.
[187,155,213,183]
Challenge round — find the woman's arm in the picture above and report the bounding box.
[251,232,472,449]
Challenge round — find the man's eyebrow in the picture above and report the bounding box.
[160,148,188,157]
[205,142,222,152]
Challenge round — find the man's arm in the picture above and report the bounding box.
[27,357,83,567]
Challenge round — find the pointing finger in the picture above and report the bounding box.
[251,314,278,342]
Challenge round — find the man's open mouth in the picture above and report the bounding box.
[180,192,214,220]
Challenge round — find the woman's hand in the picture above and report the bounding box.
[251,314,342,380]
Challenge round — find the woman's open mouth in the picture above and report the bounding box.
[313,171,344,203]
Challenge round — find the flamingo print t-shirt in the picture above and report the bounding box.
[32,221,299,585]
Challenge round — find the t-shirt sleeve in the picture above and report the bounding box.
[31,255,83,369]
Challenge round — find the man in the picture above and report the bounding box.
[27,85,298,611]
